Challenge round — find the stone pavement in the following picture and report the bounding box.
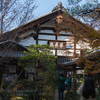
[55,88,67,100]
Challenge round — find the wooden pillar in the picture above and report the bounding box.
[36,34,38,45]
[73,66,76,91]
[55,35,57,68]
[73,37,76,60]
[55,34,57,56]
[64,69,67,79]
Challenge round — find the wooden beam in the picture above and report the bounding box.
[40,27,55,31]
[73,37,76,59]
[20,11,61,32]
[36,34,38,44]
[38,33,72,36]
[38,39,72,42]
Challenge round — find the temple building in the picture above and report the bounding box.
[0,2,86,81]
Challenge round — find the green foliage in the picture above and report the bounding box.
[64,0,100,84]
[25,92,34,100]
[1,91,12,100]
[65,91,80,100]
[43,64,57,99]
[18,44,57,67]
[65,11,72,17]
[3,82,10,89]
[96,95,100,100]
[66,0,99,15]
[18,44,57,99]
[11,96,28,100]
[72,75,85,91]
[76,51,100,74]
[18,79,35,90]
[96,88,100,100]
[23,92,41,100]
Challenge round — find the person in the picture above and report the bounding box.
[95,80,99,88]
[67,74,71,92]
[77,77,99,100]
[57,73,65,100]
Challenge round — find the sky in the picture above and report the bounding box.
[34,0,67,18]
[34,0,100,18]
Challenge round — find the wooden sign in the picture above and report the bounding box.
[48,40,66,49]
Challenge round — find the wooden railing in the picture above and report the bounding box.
[57,56,74,65]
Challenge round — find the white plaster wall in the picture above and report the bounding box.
[76,40,92,50]
[38,40,47,45]
[50,50,55,55]
[19,30,36,38]
[39,34,55,40]
[39,30,54,33]
[19,37,36,46]
[57,36,69,41]
[18,30,86,56]
[40,20,55,27]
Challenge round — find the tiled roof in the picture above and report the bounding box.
[62,58,78,65]
[0,51,25,58]
[0,40,28,58]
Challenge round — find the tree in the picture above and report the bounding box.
[0,0,37,61]
[0,0,37,34]
[18,44,57,99]
[0,0,37,63]
[63,0,100,75]
[66,0,99,15]
[53,0,100,76]
[66,0,100,30]
[0,0,37,92]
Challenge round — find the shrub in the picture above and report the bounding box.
[65,91,80,100]
[1,91,11,100]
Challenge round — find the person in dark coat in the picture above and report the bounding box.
[67,74,71,92]
[77,77,99,100]
[57,73,65,100]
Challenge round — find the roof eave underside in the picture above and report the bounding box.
[0,9,87,42]
[0,10,64,42]
[3,10,63,34]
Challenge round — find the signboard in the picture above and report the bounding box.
[76,70,84,74]
[48,40,66,49]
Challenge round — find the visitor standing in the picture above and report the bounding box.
[57,73,65,100]
[66,74,71,92]
[77,77,99,100]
